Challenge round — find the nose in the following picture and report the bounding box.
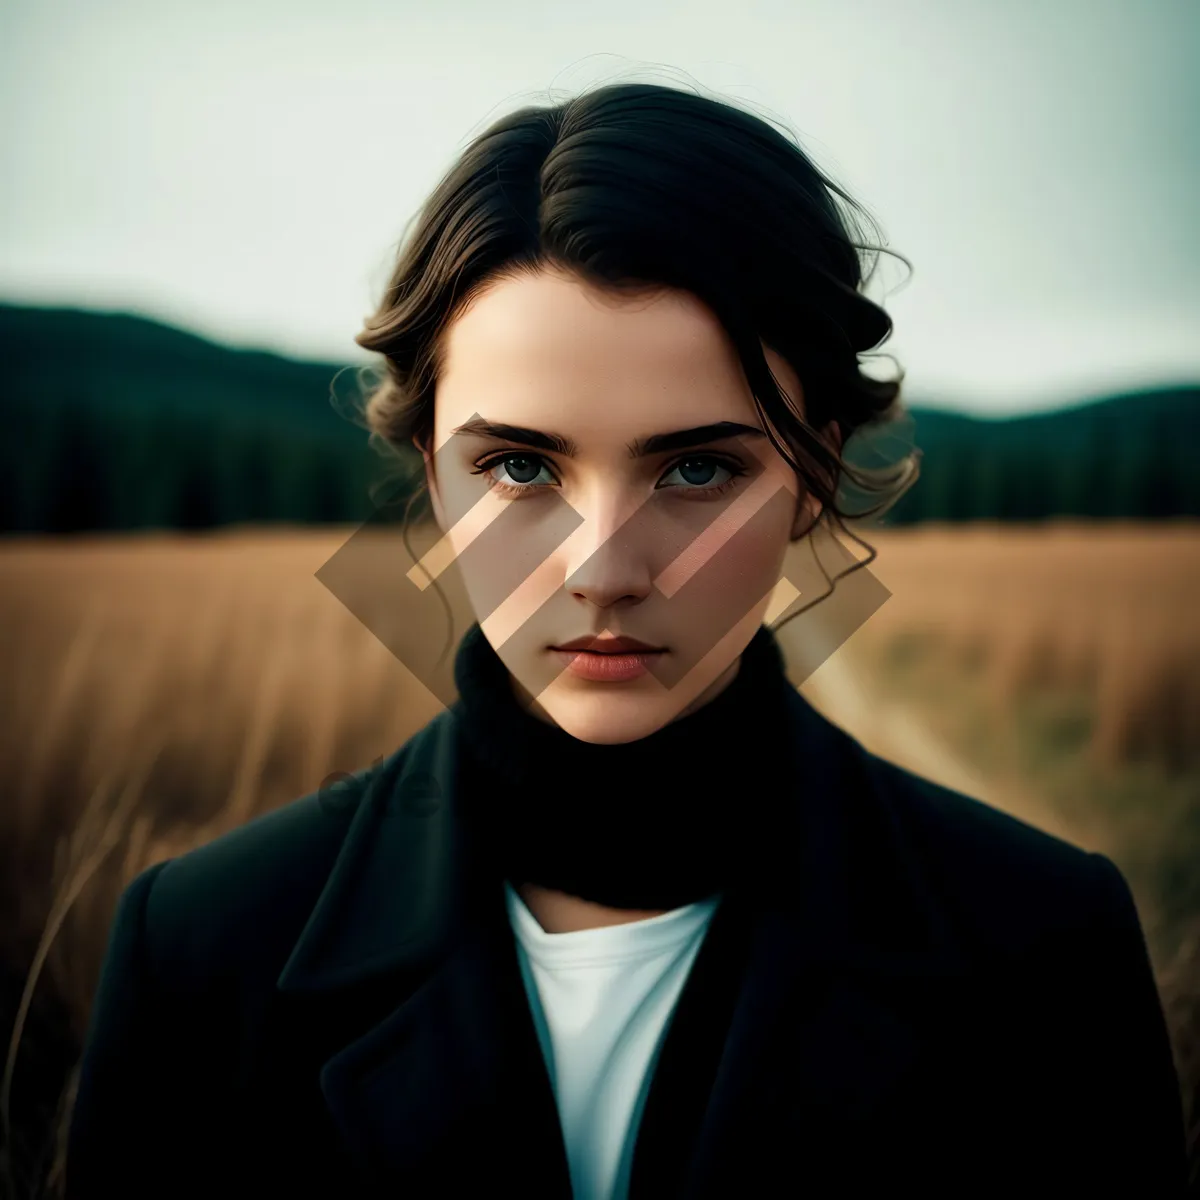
[561,492,656,610]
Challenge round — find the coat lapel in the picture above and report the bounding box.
[314,903,572,1194]
[274,681,969,1198]
[275,706,572,1196]
[630,683,971,1198]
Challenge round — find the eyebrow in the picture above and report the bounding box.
[451,418,768,458]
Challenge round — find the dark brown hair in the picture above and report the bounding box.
[350,77,919,631]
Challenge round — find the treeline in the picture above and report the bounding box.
[880,388,1200,524]
[1,304,411,533]
[1,302,1196,532]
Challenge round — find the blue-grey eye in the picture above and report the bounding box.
[490,454,554,487]
[660,457,734,488]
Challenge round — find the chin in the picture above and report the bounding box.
[539,692,671,745]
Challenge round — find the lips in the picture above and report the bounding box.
[552,635,666,654]
[551,642,664,682]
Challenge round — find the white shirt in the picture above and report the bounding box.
[503,880,721,1200]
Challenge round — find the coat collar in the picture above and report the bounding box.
[276,684,970,1196]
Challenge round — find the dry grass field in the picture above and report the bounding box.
[0,521,1197,1195]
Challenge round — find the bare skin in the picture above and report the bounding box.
[422,265,841,934]
[517,881,669,933]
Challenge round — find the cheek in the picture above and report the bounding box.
[646,502,793,685]
[691,521,790,642]
[706,472,797,592]
[432,461,478,524]
[719,523,790,588]
[435,470,502,562]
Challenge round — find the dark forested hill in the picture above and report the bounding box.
[0,303,412,532]
[879,386,1200,524]
[1,302,1196,531]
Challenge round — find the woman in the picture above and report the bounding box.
[65,79,1186,1198]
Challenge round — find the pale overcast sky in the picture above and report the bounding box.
[1,0,1196,414]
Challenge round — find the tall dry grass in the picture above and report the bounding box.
[845,521,1200,772]
[0,528,443,1199]
[0,521,1196,1195]
[838,521,1200,1181]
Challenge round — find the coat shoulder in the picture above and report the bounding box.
[128,728,430,994]
[856,744,1120,953]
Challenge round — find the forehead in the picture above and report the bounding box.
[434,267,768,439]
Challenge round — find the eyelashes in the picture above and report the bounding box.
[469,452,556,496]
[468,451,749,501]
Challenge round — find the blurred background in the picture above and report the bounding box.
[1,0,1198,1195]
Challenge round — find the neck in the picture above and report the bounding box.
[517,881,669,932]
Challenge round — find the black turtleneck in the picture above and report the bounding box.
[450,621,796,911]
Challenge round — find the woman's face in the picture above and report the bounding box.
[419,264,822,744]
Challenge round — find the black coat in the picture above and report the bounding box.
[65,685,1188,1197]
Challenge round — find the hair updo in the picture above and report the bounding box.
[349,77,919,626]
